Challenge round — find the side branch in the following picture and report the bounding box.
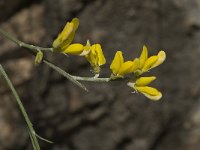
[0,64,41,150]
[72,76,110,82]
[0,28,53,53]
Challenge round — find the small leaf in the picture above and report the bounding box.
[35,50,43,65]
[35,132,53,144]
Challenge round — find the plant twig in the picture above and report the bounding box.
[43,60,89,91]
[72,75,110,82]
[35,133,53,144]
[0,28,53,53]
[0,64,41,150]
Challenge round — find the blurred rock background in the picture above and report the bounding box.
[1,0,200,150]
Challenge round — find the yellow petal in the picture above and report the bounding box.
[80,40,91,56]
[135,86,162,101]
[52,18,79,51]
[85,44,97,65]
[60,32,75,50]
[61,18,79,41]
[142,56,158,72]
[151,50,166,68]
[135,76,156,86]
[130,58,140,72]
[91,44,98,65]
[71,18,79,31]
[139,45,148,68]
[60,22,74,41]
[118,61,134,76]
[63,43,84,55]
[110,51,124,75]
[53,22,73,49]
[135,86,160,96]
[95,44,106,66]
[85,40,91,50]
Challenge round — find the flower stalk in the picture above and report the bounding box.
[0,18,166,101]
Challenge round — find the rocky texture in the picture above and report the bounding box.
[0,0,40,22]
[0,0,24,21]
[1,0,200,150]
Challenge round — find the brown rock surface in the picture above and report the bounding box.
[1,0,200,150]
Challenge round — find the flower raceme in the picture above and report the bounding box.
[52,18,79,52]
[127,76,162,101]
[110,51,139,78]
[109,46,166,100]
[51,17,166,101]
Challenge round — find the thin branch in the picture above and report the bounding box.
[0,64,40,150]
[43,60,89,91]
[0,28,53,53]
[72,76,110,82]
[35,133,53,144]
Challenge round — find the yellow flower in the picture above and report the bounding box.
[127,76,162,101]
[110,51,139,78]
[63,40,91,56]
[138,45,166,74]
[52,18,79,52]
[85,44,106,74]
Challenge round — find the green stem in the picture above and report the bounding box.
[0,64,40,150]
[0,28,53,53]
[72,76,110,82]
[43,60,89,91]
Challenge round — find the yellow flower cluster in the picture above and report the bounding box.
[111,46,166,101]
[52,18,106,75]
[52,18,166,101]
